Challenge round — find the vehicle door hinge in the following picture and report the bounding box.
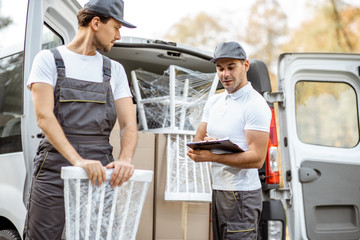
[269,184,292,207]
[263,91,285,108]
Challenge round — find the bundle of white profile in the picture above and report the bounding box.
[61,166,153,240]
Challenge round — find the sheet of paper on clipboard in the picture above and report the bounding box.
[186,138,244,154]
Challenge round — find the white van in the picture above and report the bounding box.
[0,0,359,239]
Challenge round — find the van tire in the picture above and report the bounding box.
[0,229,21,240]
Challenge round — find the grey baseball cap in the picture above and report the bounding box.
[210,41,247,63]
[84,0,136,28]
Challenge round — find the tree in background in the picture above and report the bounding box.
[0,0,12,30]
[237,0,287,91]
[282,0,360,53]
[163,12,227,51]
[242,0,287,73]
[162,0,359,73]
[163,0,287,74]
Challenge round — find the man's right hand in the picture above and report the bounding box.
[74,159,106,186]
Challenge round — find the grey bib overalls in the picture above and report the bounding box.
[24,48,117,240]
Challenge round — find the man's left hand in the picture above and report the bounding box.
[106,160,134,188]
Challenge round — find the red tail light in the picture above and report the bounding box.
[266,107,280,184]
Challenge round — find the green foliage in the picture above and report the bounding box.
[163,12,227,51]
[161,0,360,78]
[282,1,360,53]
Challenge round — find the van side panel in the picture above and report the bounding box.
[0,153,26,234]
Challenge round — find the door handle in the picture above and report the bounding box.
[299,167,321,183]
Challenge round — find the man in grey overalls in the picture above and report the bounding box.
[23,0,137,239]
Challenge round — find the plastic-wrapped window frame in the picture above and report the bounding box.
[61,166,153,240]
[165,133,212,202]
[131,65,217,202]
[131,65,218,132]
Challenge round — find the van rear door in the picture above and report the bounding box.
[277,53,360,240]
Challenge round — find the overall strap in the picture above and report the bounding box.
[102,55,111,83]
[50,48,66,78]
[50,48,65,123]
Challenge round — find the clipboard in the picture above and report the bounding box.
[186,139,244,154]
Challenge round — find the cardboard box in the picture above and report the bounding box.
[110,122,155,240]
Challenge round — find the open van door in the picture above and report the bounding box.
[277,53,360,240]
[23,0,80,203]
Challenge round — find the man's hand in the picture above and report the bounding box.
[203,135,218,142]
[187,148,213,163]
[74,159,106,187]
[106,160,135,188]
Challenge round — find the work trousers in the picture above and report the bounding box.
[212,188,262,240]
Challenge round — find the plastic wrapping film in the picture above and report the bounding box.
[61,166,153,240]
[131,65,216,202]
[165,134,212,202]
[131,65,217,131]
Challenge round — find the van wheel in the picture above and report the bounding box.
[0,229,21,240]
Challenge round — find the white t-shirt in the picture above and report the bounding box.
[201,82,271,191]
[27,45,132,100]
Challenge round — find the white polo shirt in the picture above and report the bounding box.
[201,82,271,191]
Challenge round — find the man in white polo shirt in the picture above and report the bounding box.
[187,41,271,240]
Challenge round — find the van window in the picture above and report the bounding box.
[295,81,359,148]
[0,0,27,153]
[0,52,23,153]
[0,18,63,153]
[42,24,63,50]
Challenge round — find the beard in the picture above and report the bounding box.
[220,77,244,93]
[93,35,112,53]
